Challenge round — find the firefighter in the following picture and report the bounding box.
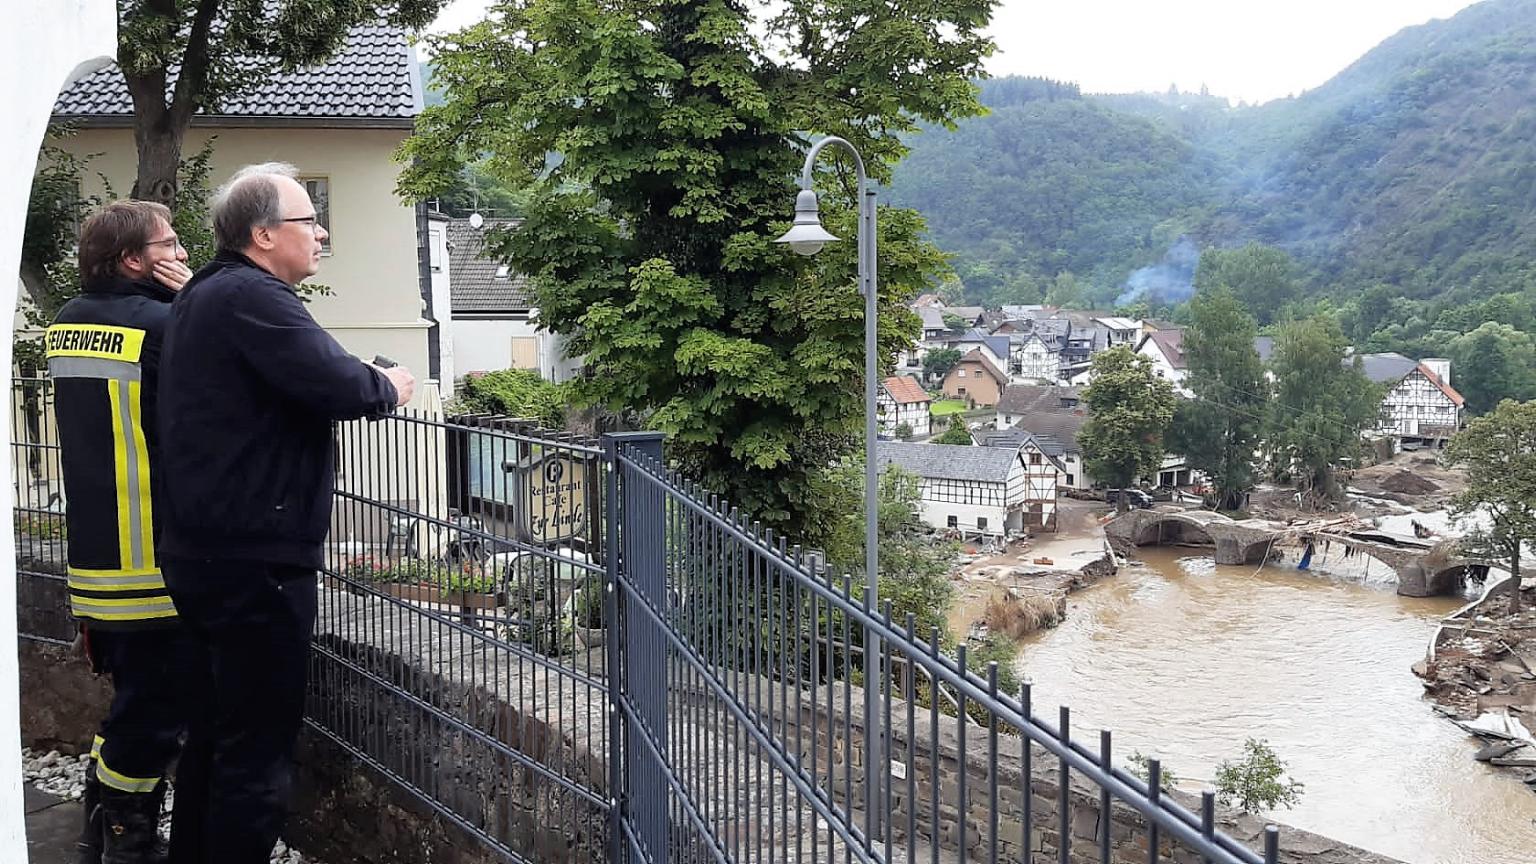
[47,200,194,863]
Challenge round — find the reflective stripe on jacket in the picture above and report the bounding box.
[48,278,178,629]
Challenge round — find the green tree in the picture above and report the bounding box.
[1214,738,1304,813]
[1445,399,1536,612]
[453,369,571,429]
[1169,286,1268,510]
[1446,322,1536,414]
[1193,244,1298,327]
[1079,347,1176,511]
[923,347,964,382]
[816,461,959,640]
[933,416,974,445]
[1267,316,1382,504]
[1045,271,1086,307]
[111,0,447,204]
[399,0,993,543]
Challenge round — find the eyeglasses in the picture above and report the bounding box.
[278,215,323,233]
[144,237,183,250]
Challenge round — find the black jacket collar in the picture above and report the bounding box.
[82,274,177,304]
[195,249,297,295]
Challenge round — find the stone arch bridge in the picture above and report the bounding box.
[1104,509,1484,597]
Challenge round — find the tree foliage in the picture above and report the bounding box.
[112,0,447,204]
[922,347,963,382]
[1446,322,1536,415]
[1267,317,1381,502]
[1445,399,1536,612]
[1192,244,1299,327]
[399,0,994,544]
[933,417,974,446]
[1079,347,1175,508]
[1214,738,1304,813]
[815,461,959,641]
[1169,286,1268,509]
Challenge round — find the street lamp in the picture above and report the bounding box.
[775,136,884,838]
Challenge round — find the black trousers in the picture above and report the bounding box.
[161,558,317,864]
[87,625,194,791]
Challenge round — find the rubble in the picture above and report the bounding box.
[1416,586,1536,792]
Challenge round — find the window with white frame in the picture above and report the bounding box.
[300,177,331,253]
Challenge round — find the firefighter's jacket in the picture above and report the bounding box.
[46,276,179,629]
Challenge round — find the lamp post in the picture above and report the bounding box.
[775,136,883,841]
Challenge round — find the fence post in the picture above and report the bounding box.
[602,431,667,863]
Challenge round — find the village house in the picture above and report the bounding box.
[941,349,1008,408]
[47,19,439,396]
[942,329,1011,371]
[897,305,950,375]
[878,375,933,438]
[1135,327,1189,394]
[1094,316,1141,348]
[1008,332,1060,383]
[877,440,1057,537]
[983,408,1091,490]
[1359,353,1465,449]
[439,215,579,382]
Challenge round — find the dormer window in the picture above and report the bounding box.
[495,265,511,280]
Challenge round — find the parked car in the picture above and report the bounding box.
[1103,488,1153,509]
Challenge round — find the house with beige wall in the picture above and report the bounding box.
[44,19,440,401]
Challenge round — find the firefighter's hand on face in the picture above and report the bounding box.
[153,259,194,291]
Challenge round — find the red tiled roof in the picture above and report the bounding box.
[1142,328,1186,369]
[1417,364,1465,408]
[882,375,931,405]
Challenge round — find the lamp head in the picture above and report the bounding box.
[774,189,840,256]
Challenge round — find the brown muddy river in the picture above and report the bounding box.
[1011,546,1536,864]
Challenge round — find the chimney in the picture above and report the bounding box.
[1421,358,1451,386]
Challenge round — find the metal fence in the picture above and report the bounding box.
[11,376,1281,864]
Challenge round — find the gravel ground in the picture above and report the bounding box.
[21,748,315,864]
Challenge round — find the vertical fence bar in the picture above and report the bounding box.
[601,434,624,864]
[609,432,666,862]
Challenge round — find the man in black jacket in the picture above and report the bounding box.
[48,200,194,863]
[157,162,414,864]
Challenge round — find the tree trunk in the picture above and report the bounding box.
[1509,543,1522,613]
[130,116,185,205]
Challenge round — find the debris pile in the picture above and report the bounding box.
[1378,470,1441,496]
[1416,588,1536,793]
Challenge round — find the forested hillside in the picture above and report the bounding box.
[886,0,1536,408]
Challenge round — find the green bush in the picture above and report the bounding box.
[453,369,569,428]
[1215,738,1304,812]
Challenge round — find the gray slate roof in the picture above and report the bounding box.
[1000,411,1087,453]
[54,18,421,121]
[878,442,1018,483]
[916,306,947,331]
[977,427,1070,463]
[1358,352,1418,384]
[946,330,1010,361]
[996,385,1082,415]
[447,218,535,313]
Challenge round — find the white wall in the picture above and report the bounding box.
[3,2,119,854]
[60,126,433,383]
[915,494,1009,538]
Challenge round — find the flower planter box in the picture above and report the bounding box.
[379,582,502,610]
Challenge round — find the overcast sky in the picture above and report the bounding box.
[427,0,1481,104]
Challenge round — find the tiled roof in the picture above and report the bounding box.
[1358,352,1418,384]
[954,349,1008,385]
[1417,364,1465,408]
[881,376,931,405]
[946,306,985,322]
[996,385,1082,415]
[878,442,1019,483]
[54,17,421,122]
[916,306,947,331]
[1140,328,1186,369]
[1005,411,1086,453]
[446,218,535,313]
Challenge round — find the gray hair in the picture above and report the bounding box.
[211,161,300,251]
